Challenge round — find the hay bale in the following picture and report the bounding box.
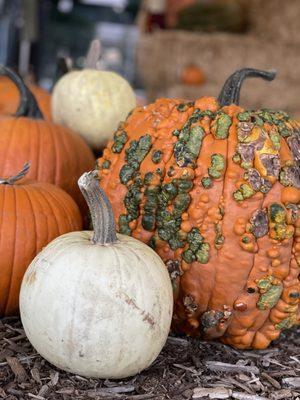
[137,31,300,117]
[249,0,300,45]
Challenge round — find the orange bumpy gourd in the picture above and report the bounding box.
[0,66,95,214]
[0,164,82,316]
[97,68,300,349]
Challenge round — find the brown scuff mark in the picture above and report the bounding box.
[117,291,156,328]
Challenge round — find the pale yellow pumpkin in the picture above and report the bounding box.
[52,69,137,149]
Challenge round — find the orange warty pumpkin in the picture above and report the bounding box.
[0,66,95,214]
[0,163,82,316]
[97,68,300,349]
[181,65,205,86]
[0,74,52,120]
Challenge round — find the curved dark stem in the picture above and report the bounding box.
[0,65,43,119]
[218,68,276,106]
[0,163,30,185]
[78,171,118,245]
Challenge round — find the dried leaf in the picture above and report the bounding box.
[6,356,28,382]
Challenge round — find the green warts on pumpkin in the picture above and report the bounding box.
[208,154,225,179]
[111,130,128,153]
[174,125,205,167]
[182,228,210,264]
[202,154,225,190]
[232,108,299,204]
[151,150,163,164]
[211,112,232,139]
[214,222,225,249]
[101,160,111,169]
[233,183,254,202]
[275,314,298,330]
[256,276,283,310]
[119,134,152,184]
[118,134,153,234]
[201,176,213,189]
[142,172,161,232]
[268,203,293,241]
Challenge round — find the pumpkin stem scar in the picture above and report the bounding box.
[78,171,118,245]
[218,68,276,106]
[0,65,44,119]
[0,162,30,185]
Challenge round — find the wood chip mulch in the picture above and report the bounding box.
[0,317,299,400]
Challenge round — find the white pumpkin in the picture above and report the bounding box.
[20,171,173,379]
[51,69,137,149]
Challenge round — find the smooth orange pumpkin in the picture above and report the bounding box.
[0,75,52,120]
[181,65,205,86]
[97,68,300,349]
[0,66,95,215]
[0,163,82,316]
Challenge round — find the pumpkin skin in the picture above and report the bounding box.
[0,164,82,316]
[20,171,173,379]
[181,65,205,86]
[52,69,137,149]
[0,67,95,214]
[97,68,300,349]
[0,76,52,120]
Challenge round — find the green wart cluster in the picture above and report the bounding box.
[256,276,283,310]
[182,228,210,264]
[201,153,226,189]
[118,134,152,235]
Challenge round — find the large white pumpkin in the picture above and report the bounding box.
[20,171,173,379]
[51,69,137,149]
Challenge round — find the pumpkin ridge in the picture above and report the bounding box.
[0,184,10,314]
[206,108,230,316]
[48,122,60,185]
[3,185,17,315]
[3,118,18,174]
[226,116,272,344]
[22,184,38,257]
[39,185,61,243]
[49,185,81,231]
[251,200,292,346]
[41,185,71,235]
[34,119,40,181]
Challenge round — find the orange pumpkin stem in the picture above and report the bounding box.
[0,162,30,185]
[0,66,43,119]
[78,171,117,245]
[218,68,276,106]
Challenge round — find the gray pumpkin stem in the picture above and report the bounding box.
[84,39,102,70]
[218,68,276,106]
[0,163,30,185]
[78,171,117,245]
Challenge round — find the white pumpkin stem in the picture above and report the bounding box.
[78,171,118,245]
[84,39,102,70]
[0,163,30,185]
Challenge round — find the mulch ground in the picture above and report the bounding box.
[0,317,299,400]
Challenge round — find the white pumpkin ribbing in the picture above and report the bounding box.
[51,70,137,149]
